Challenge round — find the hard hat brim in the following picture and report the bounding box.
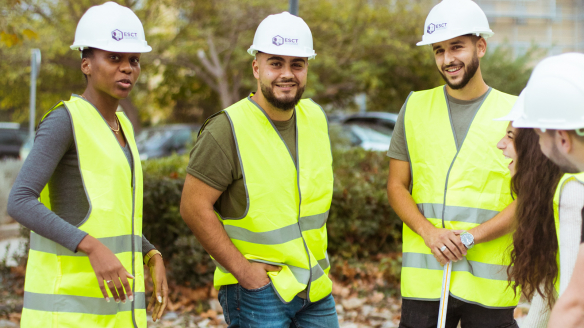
[416,30,494,46]
[71,43,152,53]
[248,47,316,60]
[512,118,584,131]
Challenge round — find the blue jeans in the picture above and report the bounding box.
[218,282,340,328]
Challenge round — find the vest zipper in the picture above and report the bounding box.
[440,87,491,228]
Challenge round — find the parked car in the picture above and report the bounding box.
[0,122,28,159]
[331,122,392,152]
[341,112,398,136]
[136,124,201,160]
[328,112,396,151]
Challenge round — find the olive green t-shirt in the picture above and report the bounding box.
[186,108,297,218]
[387,88,490,161]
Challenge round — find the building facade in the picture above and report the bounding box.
[428,0,584,56]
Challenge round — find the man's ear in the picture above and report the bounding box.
[476,37,487,59]
[81,58,91,76]
[556,130,574,155]
[252,57,260,80]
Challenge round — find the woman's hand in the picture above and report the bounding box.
[146,253,168,322]
[77,235,134,303]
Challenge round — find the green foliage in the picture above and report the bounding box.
[0,0,438,124]
[481,44,542,96]
[141,155,215,287]
[328,148,401,259]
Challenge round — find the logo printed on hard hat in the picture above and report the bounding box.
[272,35,284,46]
[111,29,139,42]
[271,35,299,47]
[427,22,447,35]
[427,24,435,34]
[112,29,124,41]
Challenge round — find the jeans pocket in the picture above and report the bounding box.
[218,286,231,325]
[240,281,272,293]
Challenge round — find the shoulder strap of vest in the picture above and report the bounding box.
[487,88,517,103]
[411,85,444,97]
[198,110,225,136]
[40,101,66,122]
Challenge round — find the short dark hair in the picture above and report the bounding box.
[546,129,584,143]
[463,34,482,44]
[81,47,94,83]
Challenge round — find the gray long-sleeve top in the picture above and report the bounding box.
[7,106,155,257]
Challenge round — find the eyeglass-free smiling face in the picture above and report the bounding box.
[497,122,518,175]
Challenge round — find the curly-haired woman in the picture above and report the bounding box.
[496,96,583,327]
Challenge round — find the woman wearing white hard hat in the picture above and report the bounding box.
[509,53,584,328]
[8,2,167,327]
[494,92,572,328]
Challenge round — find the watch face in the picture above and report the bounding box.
[461,234,473,245]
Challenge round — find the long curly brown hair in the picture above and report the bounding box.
[507,128,563,308]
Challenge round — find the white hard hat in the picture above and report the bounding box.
[248,12,316,60]
[512,53,584,134]
[494,90,525,121]
[71,2,151,53]
[417,0,494,46]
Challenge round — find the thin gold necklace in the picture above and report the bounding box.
[80,94,120,134]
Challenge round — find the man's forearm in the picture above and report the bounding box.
[387,183,435,236]
[548,290,584,327]
[468,200,516,244]
[182,206,249,278]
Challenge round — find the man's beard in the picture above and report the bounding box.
[549,142,579,173]
[439,51,480,90]
[260,79,305,111]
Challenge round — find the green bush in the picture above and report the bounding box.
[141,148,402,287]
[141,154,216,287]
[328,148,402,259]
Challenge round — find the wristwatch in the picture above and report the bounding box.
[460,231,475,249]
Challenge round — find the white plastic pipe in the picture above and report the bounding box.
[437,260,452,328]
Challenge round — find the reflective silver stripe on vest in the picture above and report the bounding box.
[300,211,330,231]
[23,291,146,314]
[402,253,509,281]
[213,256,329,285]
[224,211,329,245]
[30,233,142,256]
[317,253,330,271]
[417,203,499,225]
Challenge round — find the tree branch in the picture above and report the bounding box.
[205,35,224,77]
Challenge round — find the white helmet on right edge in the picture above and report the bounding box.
[417,0,493,46]
[512,53,584,135]
[248,12,316,60]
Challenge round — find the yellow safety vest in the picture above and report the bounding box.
[203,95,334,303]
[402,86,520,308]
[553,172,584,294]
[21,95,146,328]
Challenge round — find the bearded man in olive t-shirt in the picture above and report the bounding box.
[179,12,339,328]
